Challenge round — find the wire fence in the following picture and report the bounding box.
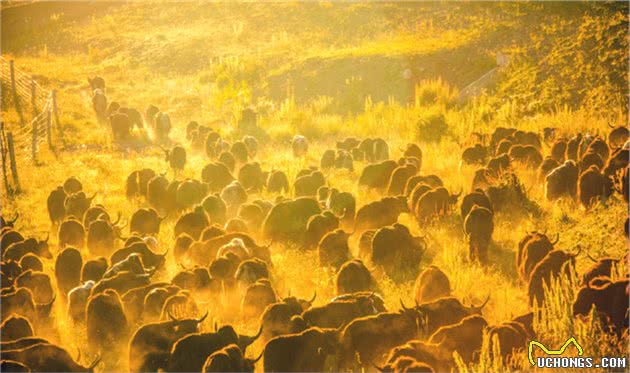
[0,56,61,197]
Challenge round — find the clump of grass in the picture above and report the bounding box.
[414,78,458,108]
[415,107,449,143]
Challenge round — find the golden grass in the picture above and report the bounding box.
[1,2,627,371]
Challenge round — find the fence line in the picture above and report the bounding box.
[0,56,60,198]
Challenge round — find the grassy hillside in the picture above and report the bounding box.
[1,2,628,371]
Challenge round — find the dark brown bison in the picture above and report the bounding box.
[359,160,398,190]
[318,229,352,269]
[81,257,108,283]
[578,150,605,172]
[581,255,623,285]
[387,164,418,196]
[460,189,493,219]
[545,160,579,201]
[461,143,487,165]
[174,207,209,240]
[415,187,460,222]
[486,321,530,365]
[110,241,166,270]
[1,343,100,372]
[603,148,628,177]
[264,327,338,372]
[486,153,510,176]
[168,324,262,372]
[0,314,34,341]
[110,112,132,140]
[464,205,493,263]
[262,197,321,242]
[371,223,425,282]
[326,189,356,225]
[302,295,379,331]
[137,173,157,198]
[608,124,629,148]
[413,265,451,304]
[355,196,408,232]
[201,162,235,193]
[528,250,577,306]
[294,170,326,197]
[128,312,207,372]
[163,145,186,173]
[304,211,339,250]
[550,139,567,163]
[573,278,628,336]
[260,294,315,340]
[54,247,82,298]
[320,149,336,169]
[336,259,377,295]
[64,191,96,220]
[266,170,290,194]
[339,302,425,368]
[86,289,129,357]
[517,232,558,281]
[578,166,613,208]
[4,236,51,261]
[427,314,488,366]
[539,157,560,181]
[92,89,108,119]
[202,343,259,372]
[129,208,162,236]
[238,162,265,192]
[47,186,67,224]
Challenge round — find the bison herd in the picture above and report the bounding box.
[0,76,628,372]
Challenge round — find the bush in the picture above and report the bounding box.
[415,109,449,143]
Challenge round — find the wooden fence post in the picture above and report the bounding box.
[32,118,38,162]
[31,78,37,119]
[52,90,61,136]
[9,60,25,126]
[6,132,21,193]
[0,123,12,197]
[47,110,53,149]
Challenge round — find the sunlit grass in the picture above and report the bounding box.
[1,2,627,372]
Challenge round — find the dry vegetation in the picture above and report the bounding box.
[1,2,628,372]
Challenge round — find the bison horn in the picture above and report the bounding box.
[570,247,582,258]
[214,320,219,331]
[9,212,18,225]
[41,294,56,307]
[113,212,122,225]
[586,253,598,262]
[371,362,385,372]
[88,355,101,371]
[308,291,317,304]
[265,239,274,248]
[160,248,169,257]
[250,325,263,342]
[252,350,264,363]
[471,295,490,312]
[550,233,559,245]
[400,298,410,311]
[88,192,97,202]
[43,232,50,243]
[608,122,615,129]
[196,311,209,324]
[167,310,179,321]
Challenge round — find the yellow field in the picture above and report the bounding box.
[1,2,628,372]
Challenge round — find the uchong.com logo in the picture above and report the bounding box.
[528,337,627,370]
